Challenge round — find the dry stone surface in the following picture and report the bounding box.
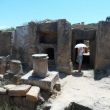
[4,84,16,90]
[8,84,31,96]
[26,86,40,102]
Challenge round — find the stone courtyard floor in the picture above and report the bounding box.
[45,70,110,110]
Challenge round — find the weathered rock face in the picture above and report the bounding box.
[57,19,73,74]
[95,21,110,70]
[0,31,12,56]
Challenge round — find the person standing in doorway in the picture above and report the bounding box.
[76,47,84,73]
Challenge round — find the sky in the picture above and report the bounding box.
[0,0,110,29]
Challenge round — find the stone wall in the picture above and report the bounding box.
[14,23,37,67]
[0,31,12,56]
[57,19,73,74]
[14,25,29,62]
[95,21,110,70]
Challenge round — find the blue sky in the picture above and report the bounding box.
[0,0,110,29]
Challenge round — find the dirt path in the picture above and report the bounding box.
[48,70,110,110]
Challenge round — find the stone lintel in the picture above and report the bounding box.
[21,70,59,91]
[26,86,40,102]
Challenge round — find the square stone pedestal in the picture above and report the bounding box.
[20,70,59,91]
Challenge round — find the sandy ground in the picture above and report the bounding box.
[47,70,110,110]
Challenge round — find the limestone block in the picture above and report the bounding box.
[26,86,40,102]
[9,60,23,74]
[8,84,31,96]
[32,54,48,78]
[0,87,7,94]
[21,70,59,91]
[4,84,16,90]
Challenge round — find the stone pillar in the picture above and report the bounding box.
[57,19,73,74]
[95,21,110,70]
[32,54,48,78]
[0,57,6,74]
[10,60,23,74]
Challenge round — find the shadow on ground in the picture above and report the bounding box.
[94,69,110,80]
[72,71,83,77]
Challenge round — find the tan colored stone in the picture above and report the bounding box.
[8,84,31,96]
[4,84,16,90]
[26,86,40,102]
[0,87,7,94]
[32,54,48,78]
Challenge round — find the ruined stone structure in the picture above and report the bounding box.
[1,18,110,74]
[21,54,59,91]
[14,19,73,74]
[1,17,110,110]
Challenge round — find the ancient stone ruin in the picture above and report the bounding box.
[0,17,110,109]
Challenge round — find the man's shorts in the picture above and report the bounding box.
[76,55,83,65]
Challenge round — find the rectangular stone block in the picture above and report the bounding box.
[21,70,59,91]
[8,84,31,96]
[26,86,40,102]
[4,84,16,90]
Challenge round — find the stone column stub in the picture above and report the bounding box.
[32,54,49,78]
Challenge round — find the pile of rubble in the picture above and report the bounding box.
[0,54,60,110]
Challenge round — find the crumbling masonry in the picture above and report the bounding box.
[0,18,110,74]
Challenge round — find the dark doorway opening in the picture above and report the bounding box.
[74,40,91,69]
[45,48,54,60]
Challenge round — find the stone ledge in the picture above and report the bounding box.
[20,70,59,91]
